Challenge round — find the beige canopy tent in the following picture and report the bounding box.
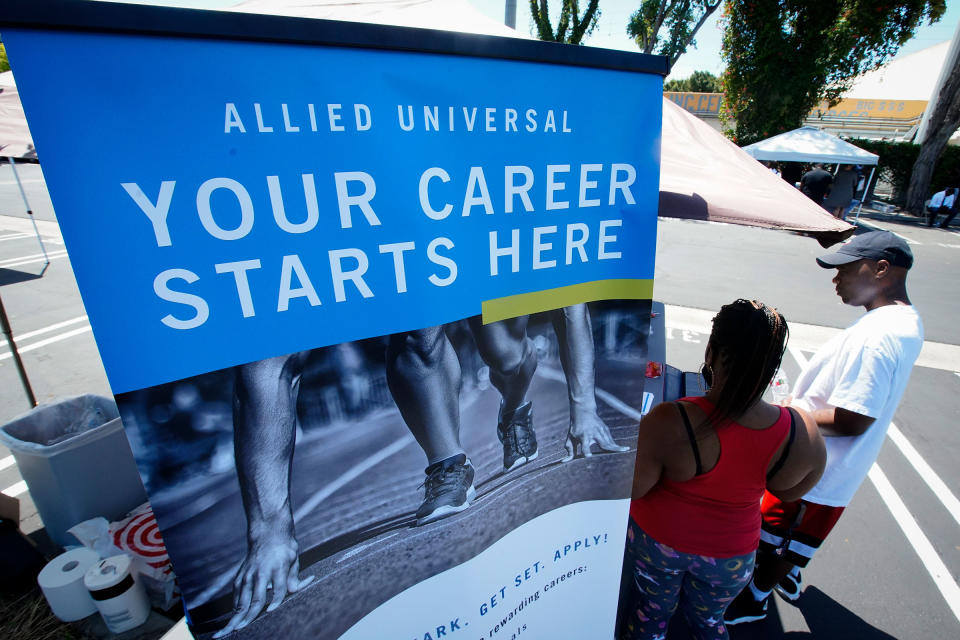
[225,0,853,246]
[662,108,853,245]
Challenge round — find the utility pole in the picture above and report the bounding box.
[505,0,516,28]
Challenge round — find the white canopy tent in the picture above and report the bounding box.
[742,126,879,223]
[741,126,879,165]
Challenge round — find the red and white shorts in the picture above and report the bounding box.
[758,491,845,567]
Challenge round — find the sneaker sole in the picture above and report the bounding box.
[774,584,801,603]
[416,485,477,526]
[504,449,539,472]
[725,612,767,626]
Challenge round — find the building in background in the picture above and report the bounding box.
[667,40,955,143]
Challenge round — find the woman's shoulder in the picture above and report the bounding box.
[777,407,825,471]
[639,401,696,442]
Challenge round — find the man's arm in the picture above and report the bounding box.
[809,406,875,437]
[549,304,629,460]
[215,354,312,638]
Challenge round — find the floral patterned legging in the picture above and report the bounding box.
[622,519,755,640]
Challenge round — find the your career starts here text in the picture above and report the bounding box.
[120,102,641,331]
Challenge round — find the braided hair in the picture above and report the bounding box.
[705,299,789,426]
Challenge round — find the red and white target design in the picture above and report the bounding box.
[113,509,171,572]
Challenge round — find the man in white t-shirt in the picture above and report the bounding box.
[727,230,924,624]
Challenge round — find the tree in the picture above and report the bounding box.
[529,0,601,45]
[905,57,960,214]
[0,43,9,74]
[721,1,945,145]
[665,69,721,92]
[628,1,721,66]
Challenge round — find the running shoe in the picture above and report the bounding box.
[724,588,768,625]
[497,401,537,471]
[775,570,802,602]
[415,454,476,526]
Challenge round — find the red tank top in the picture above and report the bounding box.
[629,396,791,557]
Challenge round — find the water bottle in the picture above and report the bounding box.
[770,369,790,405]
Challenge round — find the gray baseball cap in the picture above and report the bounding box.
[816,230,913,270]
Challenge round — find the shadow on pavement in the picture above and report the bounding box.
[795,587,897,639]
[0,264,46,286]
[658,586,895,639]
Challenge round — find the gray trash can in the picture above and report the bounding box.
[0,395,147,548]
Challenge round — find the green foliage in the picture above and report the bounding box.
[847,138,960,204]
[664,70,721,92]
[721,1,946,145]
[0,43,9,73]
[628,1,721,65]
[529,0,601,45]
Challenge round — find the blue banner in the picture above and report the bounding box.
[5,28,661,394]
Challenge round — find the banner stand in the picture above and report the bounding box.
[2,2,668,637]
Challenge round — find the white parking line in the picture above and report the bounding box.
[0,455,14,471]
[0,250,69,268]
[2,480,28,498]
[0,233,32,242]
[0,251,51,266]
[887,424,960,528]
[0,178,46,185]
[869,465,960,623]
[0,325,93,361]
[0,315,88,346]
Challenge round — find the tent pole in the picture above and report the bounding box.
[0,291,37,408]
[853,166,876,226]
[8,157,49,265]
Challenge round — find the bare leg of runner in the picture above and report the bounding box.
[387,327,475,525]
[468,316,538,471]
[387,327,463,464]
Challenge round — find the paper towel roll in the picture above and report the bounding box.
[84,554,151,633]
[37,547,101,621]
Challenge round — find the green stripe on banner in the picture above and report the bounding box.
[481,279,654,323]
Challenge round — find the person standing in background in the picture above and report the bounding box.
[825,165,858,219]
[800,165,833,209]
[780,162,803,188]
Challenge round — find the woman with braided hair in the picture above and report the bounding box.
[622,300,826,640]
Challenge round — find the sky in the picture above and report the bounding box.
[91,0,960,80]
[468,0,960,79]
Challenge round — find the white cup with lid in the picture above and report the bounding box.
[83,554,150,633]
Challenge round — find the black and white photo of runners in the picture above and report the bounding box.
[115,300,652,639]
